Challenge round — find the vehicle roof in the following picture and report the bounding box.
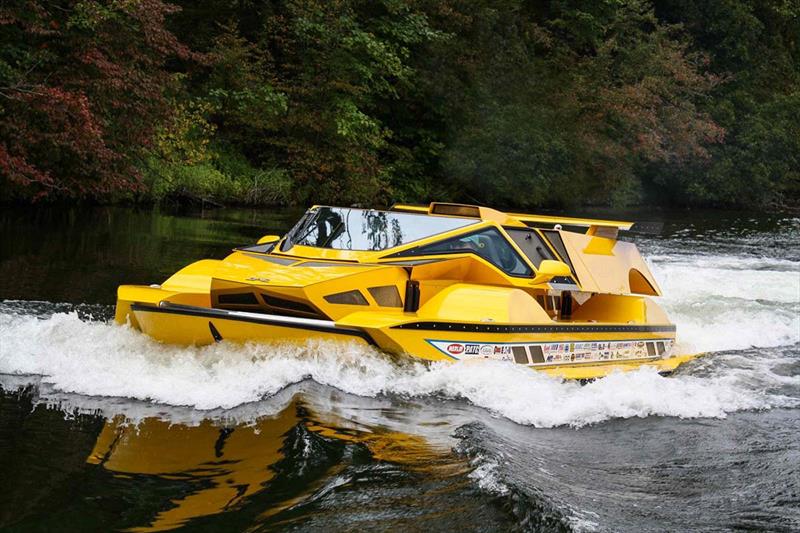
[245,204,658,297]
[389,203,634,231]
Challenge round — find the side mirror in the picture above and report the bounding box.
[530,260,572,285]
[257,234,281,245]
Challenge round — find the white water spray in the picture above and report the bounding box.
[1,248,797,427]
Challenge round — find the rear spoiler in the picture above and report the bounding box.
[391,203,634,237]
[506,213,633,231]
[506,214,634,241]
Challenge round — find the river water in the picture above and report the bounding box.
[0,206,798,532]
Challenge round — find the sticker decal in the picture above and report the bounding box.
[446,343,465,355]
[465,344,480,355]
[426,339,674,364]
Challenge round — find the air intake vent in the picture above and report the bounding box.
[324,290,368,306]
[217,292,259,305]
[530,346,545,363]
[367,285,402,307]
[646,342,657,357]
[403,280,420,312]
[512,346,529,364]
[261,294,318,314]
[429,203,481,218]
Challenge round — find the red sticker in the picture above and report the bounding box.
[446,343,465,355]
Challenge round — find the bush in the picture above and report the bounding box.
[140,148,293,206]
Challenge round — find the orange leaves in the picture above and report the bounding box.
[0,0,192,199]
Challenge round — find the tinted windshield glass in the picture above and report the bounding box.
[505,228,555,268]
[286,207,476,251]
[394,227,533,277]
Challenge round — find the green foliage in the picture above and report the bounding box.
[1,0,797,208]
[420,0,723,207]
[0,0,190,199]
[141,147,293,206]
[649,0,800,207]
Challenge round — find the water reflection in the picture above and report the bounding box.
[0,206,296,305]
[0,380,482,532]
[88,410,299,531]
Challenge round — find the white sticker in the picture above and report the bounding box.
[427,339,674,364]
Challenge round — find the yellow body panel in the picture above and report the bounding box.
[136,310,343,346]
[539,353,700,380]
[416,284,551,323]
[559,231,662,295]
[115,203,698,380]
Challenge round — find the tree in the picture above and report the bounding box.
[416,0,723,207]
[0,0,193,199]
[651,0,800,206]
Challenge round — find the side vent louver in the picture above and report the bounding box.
[529,346,545,363]
[324,290,369,306]
[217,292,259,305]
[368,286,402,307]
[260,294,318,314]
[512,346,529,364]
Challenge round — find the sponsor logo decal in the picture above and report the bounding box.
[427,339,674,364]
[446,343,465,355]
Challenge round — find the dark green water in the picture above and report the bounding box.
[1,206,798,532]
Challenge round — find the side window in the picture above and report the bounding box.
[540,229,579,282]
[505,228,555,269]
[412,228,533,276]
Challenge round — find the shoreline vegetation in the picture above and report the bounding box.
[1,1,798,210]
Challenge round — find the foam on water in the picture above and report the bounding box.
[650,253,800,353]
[0,247,797,427]
[0,318,796,429]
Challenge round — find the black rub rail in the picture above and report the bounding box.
[391,322,676,334]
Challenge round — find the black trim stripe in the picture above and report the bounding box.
[131,303,376,346]
[241,253,297,265]
[234,242,277,254]
[392,321,676,333]
[208,322,223,342]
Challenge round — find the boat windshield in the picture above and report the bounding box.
[282,206,476,251]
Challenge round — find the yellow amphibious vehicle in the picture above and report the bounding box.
[116,203,697,379]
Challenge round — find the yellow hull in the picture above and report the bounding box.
[124,299,698,381]
[130,303,373,347]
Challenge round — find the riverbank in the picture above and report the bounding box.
[2,192,799,214]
